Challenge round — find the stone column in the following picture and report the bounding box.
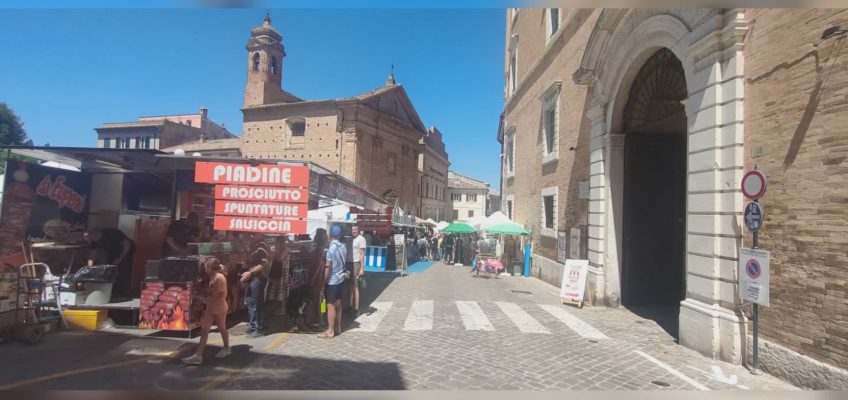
[678,9,748,364]
[586,95,609,306]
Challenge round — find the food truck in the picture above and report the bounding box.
[0,146,389,332]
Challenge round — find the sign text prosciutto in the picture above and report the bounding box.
[214,185,307,203]
[195,162,309,187]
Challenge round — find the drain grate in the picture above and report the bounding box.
[510,290,533,294]
[651,380,670,387]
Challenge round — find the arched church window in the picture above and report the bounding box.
[252,53,260,71]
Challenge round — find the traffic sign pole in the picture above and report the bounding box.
[751,199,762,376]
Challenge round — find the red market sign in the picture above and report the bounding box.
[214,201,307,218]
[213,216,307,234]
[214,185,308,203]
[195,162,309,187]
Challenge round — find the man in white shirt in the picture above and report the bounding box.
[350,225,368,315]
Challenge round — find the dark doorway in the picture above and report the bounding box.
[620,48,688,322]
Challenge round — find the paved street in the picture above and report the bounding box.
[0,261,796,390]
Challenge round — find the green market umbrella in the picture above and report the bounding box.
[487,222,529,236]
[442,222,476,234]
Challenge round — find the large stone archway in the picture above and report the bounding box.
[573,10,750,363]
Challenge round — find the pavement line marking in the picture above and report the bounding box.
[0,342,192,390]
[201,332,291,391]
[348,301,393,332]
[495,302,551,334]
[456,301,494,331]
[403,300,434,331]
[539,304,608,340]
[634,350,711,391]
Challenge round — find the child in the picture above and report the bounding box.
[182,258,231,365]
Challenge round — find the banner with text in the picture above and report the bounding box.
[196,161,309,234]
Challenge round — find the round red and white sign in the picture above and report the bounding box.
[741,170,767,200]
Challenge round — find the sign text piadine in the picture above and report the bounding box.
[215,201,306,218]
[195,162,309,187]
[214,185,307,203]
[213,216,307,234]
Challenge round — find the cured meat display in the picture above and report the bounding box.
[139,281,205,330]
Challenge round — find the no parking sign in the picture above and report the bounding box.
[739,247,770,307]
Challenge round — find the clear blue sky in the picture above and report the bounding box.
[0,6,507,188]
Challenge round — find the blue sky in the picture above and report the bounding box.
[0,7,506,188]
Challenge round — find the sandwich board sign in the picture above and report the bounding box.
[738,247,770,307]
[560,259,589,308]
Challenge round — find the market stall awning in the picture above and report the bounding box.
[442,222,476,234]
[1,146,389,212]
[488,222,529,236]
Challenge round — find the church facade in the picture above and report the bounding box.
[239,15,448,213]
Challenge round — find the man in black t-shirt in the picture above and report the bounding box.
[85,227,135,298]
[161,213,201,257]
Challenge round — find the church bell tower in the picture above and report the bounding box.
[244,12,285,107]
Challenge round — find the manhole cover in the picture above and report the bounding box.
[651,380,670,387]
[510,290,533,294]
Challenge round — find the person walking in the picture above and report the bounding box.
[241,248,269,338]
[268,236,290,317]
[350,226,367,316]
[437,234,444,261]
[319,226,346,339]
[182,258,231,365]
[444,234,454,264]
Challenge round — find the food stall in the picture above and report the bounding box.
[1,146,389,333]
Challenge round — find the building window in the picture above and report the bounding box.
[140,137,150,149]
[510,8,519,25]
[103,138,111,148]
[546,9,560,41]
[540,187,558,237]
[505,128,515,176]
[287,118,306,137]
[467,194,477,203]
[253,52,260,71]
[468,210,474,218]
[508,47,517,95]
[388,155,396,175]
[271,56,278,75]
[453,209,459,220]
[451,193,462,202]
[540,82,561,163]
[506,196,514,220]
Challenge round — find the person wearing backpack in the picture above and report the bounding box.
[319,225,347,339]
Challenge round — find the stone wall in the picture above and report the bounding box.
[742,8,848,371]
[502,9,597,267]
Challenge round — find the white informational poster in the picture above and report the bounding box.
[738,248,770,307]
[560,259,590,303]
[393,234,405,246]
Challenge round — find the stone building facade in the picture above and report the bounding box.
[499,8,847,388]
[417,127,450,221]
[95,106,233,150]
[448,171,489,222]
[239,15,443,212]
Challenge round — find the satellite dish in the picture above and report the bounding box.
[174,149,186,156]
[192,152,202,157]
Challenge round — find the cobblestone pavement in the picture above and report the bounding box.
[219,262,797,390]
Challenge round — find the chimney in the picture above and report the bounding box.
[199,106,208,118]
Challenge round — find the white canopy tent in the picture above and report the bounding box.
[306,204,354,238]
[435,221,450,232]
[481,211,513,230]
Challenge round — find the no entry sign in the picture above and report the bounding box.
[741,170,767,200]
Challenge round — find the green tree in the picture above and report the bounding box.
[0,102,32,174]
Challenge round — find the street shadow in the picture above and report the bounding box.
[0,327,406,390]
[625,305,680,341]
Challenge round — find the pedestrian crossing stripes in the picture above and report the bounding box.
[347,301,609,338]
[456,301,495,331]
[403,300,433,331]
[539,304,609,340]
[348,301,393,332]
[495,302,551,334]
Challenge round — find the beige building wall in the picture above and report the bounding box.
[501,8,848,388]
